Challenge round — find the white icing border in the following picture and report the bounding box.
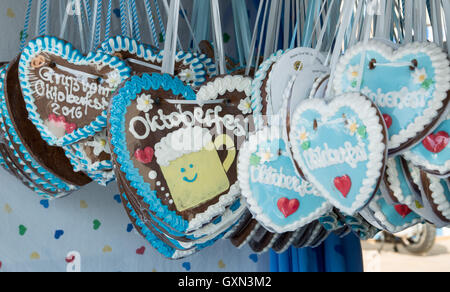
[369,194,423,234]
[333,41,450,153]
[385,158,414,206]
[426,173,450,221]
[290,92,387,215]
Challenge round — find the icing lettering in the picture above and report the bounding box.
[361,86,429,109]
[129,105,247,140]
[34,67,113,119]
[250,162,319,197]
[302,141,368,170]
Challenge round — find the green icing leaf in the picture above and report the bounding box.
[250,154,261,166]
[421,79,434,90]
[301,141,311,150]
[358,126,367,139]
[223,33,231,43]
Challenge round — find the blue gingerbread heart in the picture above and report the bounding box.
[238,127,331,233]
[19,36,131,146]
[333,40,450,155]
[367,191,422,234]
[404,115,450,177]
[290,93,387,215]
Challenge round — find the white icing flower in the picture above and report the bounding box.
[44,119,66,138]
[347,65,360,81]
[238,97,253,115]
[136,94,154,113]
[347,118,359,136]
[178,69,196,84]
[258,148,275,164]
[87,132,111,156]
[412,68,428,85]
[298,127,309,142]
[106,71,121,89]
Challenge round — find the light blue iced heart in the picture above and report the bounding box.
[333,41,450,154]
[239,128,331,233]
[290,93,386,215]
[369,191,422,233]
[404,116,450,177]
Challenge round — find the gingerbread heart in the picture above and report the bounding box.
[238,127,331,233]
[367,190,422,234]
[289,92,388,215]
[404,115,450,177]
[99,36,209,87]
[333,40,450,155]
[109,73,252,233]
[18,36,131,146]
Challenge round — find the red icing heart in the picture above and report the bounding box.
[422,131,449,154]
[65,255,75,263]
[0,261,2,269]
[134,147,154,164]
[383,114,393,129]
[65,123,77,134]
[277,198,300,218]
[334,175,352,198]
[136,246,146,255]
[394,204,412,218]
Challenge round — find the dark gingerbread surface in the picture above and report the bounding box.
[5,57,91,187]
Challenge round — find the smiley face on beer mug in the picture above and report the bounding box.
[155,127,236,211]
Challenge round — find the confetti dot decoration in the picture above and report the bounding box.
[80,200,88,209]
[102,245,112,253]
[4,204,12,214]
[30,252,40,260]
[93,220,101,230]
[19,225,27,236]
[6,8,15,18]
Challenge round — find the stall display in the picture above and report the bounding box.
[0,0,449,272]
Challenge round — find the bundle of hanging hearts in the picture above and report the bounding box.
[1,35,450,259]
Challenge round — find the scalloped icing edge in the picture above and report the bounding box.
[290,92,387,215]
[1,65,78,196]
[123,192,238,259]
[426,174,450,221]
[19,36,131,147]
[368,194,423,234]
[403,115,450,177]
[238,127,331,233]
[251,50,286,131]
[99,35,207,87]
[332,40,450,153]
[385,158,414,206]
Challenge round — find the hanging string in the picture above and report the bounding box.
[161,0,180,75]
[83,0,93,29]
[105,0,113,40]
[211,0,226,75]
[120,0,130,37]
[130,0,142,42]
[144,0,159,48]
[245,0,265,76]
[77,0,87,53]
[154,0,166,41]
[19,0,33,50]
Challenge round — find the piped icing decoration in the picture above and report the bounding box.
[19,36,131,146]
[109,73,252,233]
[333,41,450,155]
[0,65,82,196]
[290,92,387,215]
[99,35,207,87]
[238,127,331,233]
[403,115,450,177]
[368,190,423,234]
[421,173,450,222]
[384,157,421,207]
